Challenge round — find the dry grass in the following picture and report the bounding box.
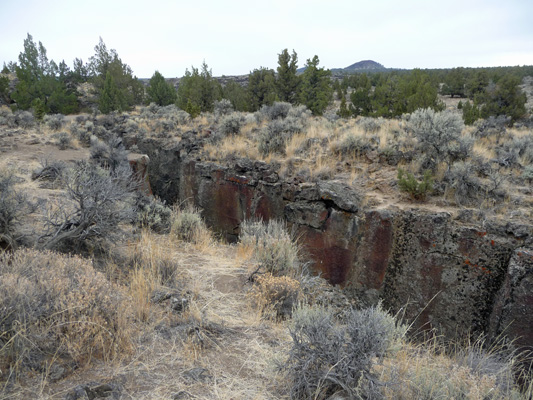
[2,228,531,399]
[0,249,132,383]
[204,134,260,160]
[248,274,302,321]
[170,206,214,251]
[376,337,532,400]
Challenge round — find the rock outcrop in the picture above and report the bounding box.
[137,138,533,347]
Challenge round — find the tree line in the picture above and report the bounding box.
[1,34,531,124]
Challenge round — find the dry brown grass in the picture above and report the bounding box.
[248,274,302,321]
[204,134,260,160]
[0,249,133,383]
[375,338,531,400]
[2,229,531,399]
[170,206,214,252]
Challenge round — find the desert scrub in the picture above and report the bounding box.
[43,113,65,131]
[217,112,244,136]
[0,169,29,249]
[56,131,72,150]
[258,118,304,156]
[239,219,301,276]
[397,168,433,200]
[214,98,234,118]
[248,273,302,320]
[90,134,129,172]
[408,108,470,170]
[170,206,212,246]
[444,161,488,206]
[283,303,406,399]
[0,249,131,379]
[257,102,310,156]
[12,110,34,128]
[135,194,172,233]
[377,337,532,400]
[357,116,384,133]
[260,101,293,120]
[331,132,375,157]
[39,161,136,251]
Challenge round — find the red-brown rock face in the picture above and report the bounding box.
[138,142,533,346]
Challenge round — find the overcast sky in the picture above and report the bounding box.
[1,0,532,78]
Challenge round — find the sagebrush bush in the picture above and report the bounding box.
[218,112,244,136]
[155,104,189,125]
[357,116,384,133]
[0,106,11,120]
[170,207,212,245]
[13,110,34,128]
[31,158,66,183]
[522,165,533,182]
[154,117,176,133]
[140,102,160,118]
[90,134,129,172]
[248,273,302,320]
[239,219,300,276]
[0,170,29,249]
[409,108,468,170]
[0,249,131,378]
[123,118,139,134]
[214,99,234,117]
[135,194,172,233]
[445,162,485,206]
[473,115,510,138]
[258,117,305,156]
[283,303,406,399]
[44,113,65,131]
[500,134,533,166]
[40,161,136,251]
[260,101,293,120]
[332,133,374,157]
[56,131,71,150]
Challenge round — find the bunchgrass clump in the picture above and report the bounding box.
[248,273,302,320]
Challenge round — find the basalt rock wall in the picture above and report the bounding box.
[138,139,533,347]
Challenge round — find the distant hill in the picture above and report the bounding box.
[298,59,386,75]
[343,60,385,71]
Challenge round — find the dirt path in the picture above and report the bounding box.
[30,242,291,400]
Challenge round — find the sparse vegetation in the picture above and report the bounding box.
[398,168,434,200]
[170,206,212,246]
[0,170,29,249]
[239,219,301,276]
[0,34,532,400]
[39,161,136,251]
[283,303,406,399]
[409,108,469,170]
[0,249,131,379]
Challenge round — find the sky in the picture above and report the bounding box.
[1,0,532,79]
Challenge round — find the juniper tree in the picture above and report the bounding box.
[298,56,332,115]
[247,67,278,112]
[276,49,300,104]
[147,70,177,106]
